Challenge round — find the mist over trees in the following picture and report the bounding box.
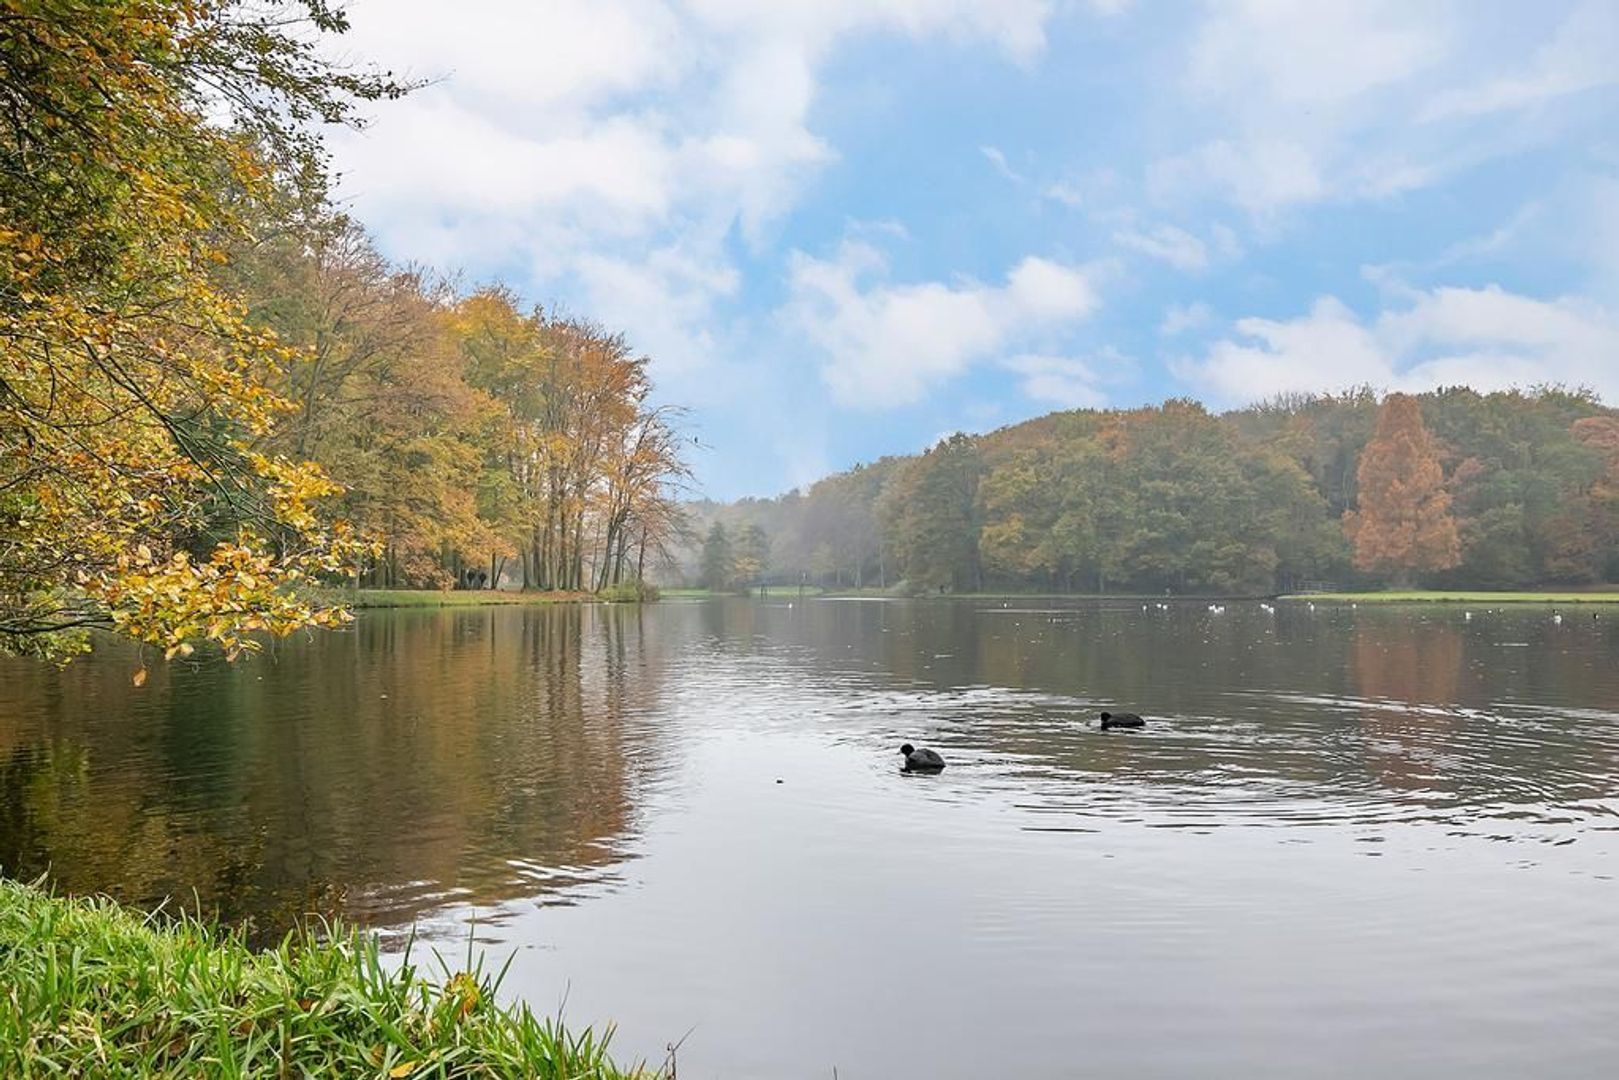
[678,388,1619,594]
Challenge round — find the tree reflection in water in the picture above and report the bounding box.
[2,600,1617,947]
[0,605,665,945]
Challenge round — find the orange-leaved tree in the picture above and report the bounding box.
[1343,393,1461,585]
[1571,415,1619,578]
[0,1,407,662]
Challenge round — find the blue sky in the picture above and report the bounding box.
[329,0,1619,498]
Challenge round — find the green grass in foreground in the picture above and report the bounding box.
[0,877,651,1078]
[1281,589,1619,604]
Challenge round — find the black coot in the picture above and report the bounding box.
[1099,711,1145,730]
[899,743,946,772]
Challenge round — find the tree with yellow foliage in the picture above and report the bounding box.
[0,1,406,661]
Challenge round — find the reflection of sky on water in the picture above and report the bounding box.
[2,599,1618,1076]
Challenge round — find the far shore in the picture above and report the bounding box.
[1280,589,1619,604]
[707,586,1619,605]
[320,586,1619,609]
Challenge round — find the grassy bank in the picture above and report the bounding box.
[0,878,650,1078]
[315,588,598,609]
[1281,590,1619,604]
[660,587,1274,600]
[660,586,830,598]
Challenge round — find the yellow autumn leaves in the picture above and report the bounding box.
[0,2,401,663]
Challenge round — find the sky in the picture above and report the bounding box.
[326,0,1619,499]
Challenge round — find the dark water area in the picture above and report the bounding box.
[3,599,1618,1077]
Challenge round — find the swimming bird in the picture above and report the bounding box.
[1553,609,1563,625]
[899,743,946,772]
[1099,711,1145,730]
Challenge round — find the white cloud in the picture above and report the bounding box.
[1040,166,1124,211]
[1178,297,1387,403]
[1382,285,1613,361]
[1160,301,1214,337]
[1437,201,1544,265]
[340,100,675,221]
[1151,139,1325,216]
[785,242,1100,406]
[1146,1,1615,222]
[1360,198,1562,288]
[344,0,688,114]
[688,0,1054,65]
[330,0,1063,381]
[1588,177,1619,305]
[981,145,1025,184]
[1174,1,1451,215]
[1113,223,1209,271]
[1419,1,1619,122]
[1188,0,1447,108]
[1002,351,1125,408]
[573,245,740,379]
[1177,285,1619,406]
[1006,256,1099,318]
[1147,2,1446,219]
[1042,181,1086,208]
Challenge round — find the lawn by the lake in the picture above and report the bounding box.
[314,589,597,609]
[1281,590,1619,604]
[661,585,830,598]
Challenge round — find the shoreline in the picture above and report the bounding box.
[1278,590,1619,604]
[0,877,652,1078]
[316,588,602,609]
[322,586,1619,609]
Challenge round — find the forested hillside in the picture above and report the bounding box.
[683,389,1619,594]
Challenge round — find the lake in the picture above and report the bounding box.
[2,598,1617,1078]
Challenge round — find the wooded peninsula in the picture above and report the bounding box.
[686,388,1619,596]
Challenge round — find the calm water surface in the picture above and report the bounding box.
[3,599,1618,1077]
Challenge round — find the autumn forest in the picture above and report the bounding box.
[0,1,687,661]
[3,2,1618,670]
[689,387,1619,596]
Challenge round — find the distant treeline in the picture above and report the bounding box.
[682,388,1619,594]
